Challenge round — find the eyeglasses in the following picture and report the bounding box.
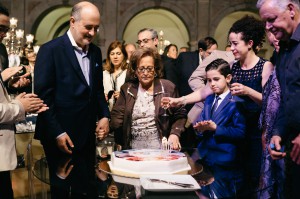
[136,38,154,45]
[137,67,155,73]
[0,25,10,33]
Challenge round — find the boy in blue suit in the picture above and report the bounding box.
[194,58,246,198]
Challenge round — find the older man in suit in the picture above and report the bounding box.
[34,1,109,163]
[257,0,300,197]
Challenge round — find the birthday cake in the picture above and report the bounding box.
[108,149,191,177]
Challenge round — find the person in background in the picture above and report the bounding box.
[103,41,128,111]
[0,5,30,91]
[257,30,284,199]
[225,44,232,52]
[179,46,189,53]
[163,44,178,59]
[266,30,279,65]
[194,59,246,198]
[110,47,186,150]
[125,43,136,63]
[0,66,47,199]
[257,0,300,198]
[136,28,176,83]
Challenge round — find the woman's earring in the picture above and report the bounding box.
[134,74,137,78]
[154,73,157,77]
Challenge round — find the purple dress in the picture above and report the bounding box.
[258,69,285,198]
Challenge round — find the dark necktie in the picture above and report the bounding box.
[211,96,221,117]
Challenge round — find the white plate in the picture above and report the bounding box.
[140,175,200,192]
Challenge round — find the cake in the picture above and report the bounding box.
[107,149,191,177]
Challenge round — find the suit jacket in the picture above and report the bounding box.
[0,80,25,171]
[0,43,8,71]
[34,33,110,152]
[174,51,199,112]
[197,93,246,167]
[188,50,236,124]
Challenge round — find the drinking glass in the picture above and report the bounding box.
[161,93,170,116]
[229,76,237,102]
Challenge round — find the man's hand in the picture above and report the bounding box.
[8,73,30,88]
[269,135,286,160]
[95,117,109,140]
[1,66,23,82]
[56,133,74,154]
[16,92,48,113]
[291,134,300,165]
[56,157,73,179]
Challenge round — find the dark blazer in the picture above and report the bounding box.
[174,51,199,111]
[34,33,110,152]
[197,93,246,167]
[0,43,8,71]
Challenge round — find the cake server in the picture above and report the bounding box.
[148,178,194,188]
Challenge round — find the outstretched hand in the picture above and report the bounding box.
[1,66,23,82]
[193,120,217,132]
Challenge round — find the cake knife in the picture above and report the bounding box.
[148,178,194,188]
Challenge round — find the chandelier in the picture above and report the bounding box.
[158,30,170,55]
[2,17,38,67]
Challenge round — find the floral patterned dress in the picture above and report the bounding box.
[130,86,161,149]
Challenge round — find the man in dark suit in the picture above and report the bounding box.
[34,1,110,161]
[257,0,300,197]
[173,39,217,147]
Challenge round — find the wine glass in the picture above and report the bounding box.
[229,76,237,102]
[161,93,170,116]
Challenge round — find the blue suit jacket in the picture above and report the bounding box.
[197,93,246,167]
[34,33,110,151]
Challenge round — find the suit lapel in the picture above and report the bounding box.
[212,93,231,119]
[63,34,89,87]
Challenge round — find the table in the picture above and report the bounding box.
[32,148,269,198]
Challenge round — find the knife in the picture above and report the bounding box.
[148,178,195,188]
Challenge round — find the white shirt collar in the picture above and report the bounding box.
[215,89,230,100]
[67,29,89,52]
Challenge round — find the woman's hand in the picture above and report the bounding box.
[168,134,181,150]
[0,66,23,82]
[164,97,182,108]
[193,120,217,132]
[113,91,120,99]
[230,82,250,96]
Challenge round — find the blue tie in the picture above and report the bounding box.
[211,96,220,117]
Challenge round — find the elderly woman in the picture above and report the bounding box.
[110,47,187,150]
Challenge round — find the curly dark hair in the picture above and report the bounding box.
[128,48,163,82]
[228,15,265,54]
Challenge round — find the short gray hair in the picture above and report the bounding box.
[71,3,82,21]
[257,0,300,11]
[137,28,158,39]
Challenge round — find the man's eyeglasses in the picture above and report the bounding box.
[137,67,155,73]
[136,38,154,45]
[0,25,10,33]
